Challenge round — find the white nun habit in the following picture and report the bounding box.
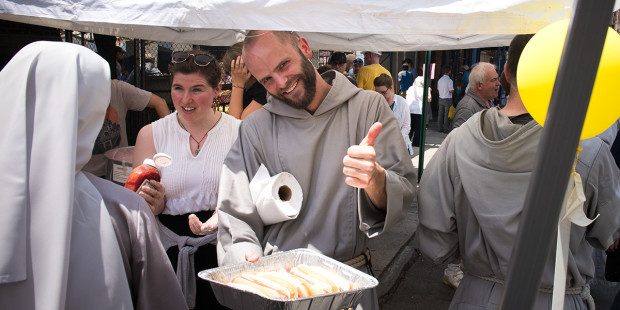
[0,41,133,309]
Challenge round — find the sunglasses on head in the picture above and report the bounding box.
[171,51,214,66]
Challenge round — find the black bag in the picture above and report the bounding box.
[605,250,620,282]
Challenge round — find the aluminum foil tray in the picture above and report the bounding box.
[198,249,378,310]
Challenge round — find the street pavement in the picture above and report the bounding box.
[368,122,457,309]
[380,250,455,310]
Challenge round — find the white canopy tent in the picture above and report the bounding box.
[1,0,618,50]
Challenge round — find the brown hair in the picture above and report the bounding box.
[507,34,534,87]
[169,49,221,89]
[373,73,393,88]
[221,42,243,75]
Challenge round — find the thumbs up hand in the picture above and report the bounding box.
[359,121,382,148]
[343,122,387,209]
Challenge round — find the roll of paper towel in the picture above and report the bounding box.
[249,164,303,225]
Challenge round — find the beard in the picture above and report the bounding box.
[271,50,317,109]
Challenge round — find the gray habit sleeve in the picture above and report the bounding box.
[416,133,460,264]
[87,173,188,310]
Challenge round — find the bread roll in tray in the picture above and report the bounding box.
[228,264,353,299]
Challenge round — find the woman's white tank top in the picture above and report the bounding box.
[152,112,240,215]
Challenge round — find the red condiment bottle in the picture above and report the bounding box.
[124,153,172,192]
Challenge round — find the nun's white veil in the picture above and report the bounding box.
[0,41,132,309]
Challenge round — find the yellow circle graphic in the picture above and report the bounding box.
[518,19,620,140]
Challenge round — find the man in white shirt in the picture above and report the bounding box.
[437,66,454,133]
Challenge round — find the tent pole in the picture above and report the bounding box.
[499,0,615,308]
[417,50,432,182]
[471,48,478,64]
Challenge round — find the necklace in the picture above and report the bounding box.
[177,115,212,155]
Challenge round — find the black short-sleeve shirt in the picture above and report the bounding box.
[243,82,268,109]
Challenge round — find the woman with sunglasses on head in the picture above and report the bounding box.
[133,50,240,309]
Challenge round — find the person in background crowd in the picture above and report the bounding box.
[499,71,511,105]
[403,58,417,81]
[317,64,333,75]
[217,30,417,310]
[452,62,500,129]
[374,73,413,155]
[436,65,454,133]
[356,51,391,91]
[346,53,356,76]
[351,57,364,79]
[452,72,466,106]
[222,42,268,120]
[133,50,241,309]
[398,62,413,97]
[462,64,470,86]
[0,41,186,310]
[329,52,357,86]
[406,75,431,147]
[115,46,126,80]
[422,66,434,126]
[417,34,620,310]
[83,79,170,177]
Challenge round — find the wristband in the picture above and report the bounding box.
[232,84,245,89]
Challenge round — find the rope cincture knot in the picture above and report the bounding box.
[343,248,372,270]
